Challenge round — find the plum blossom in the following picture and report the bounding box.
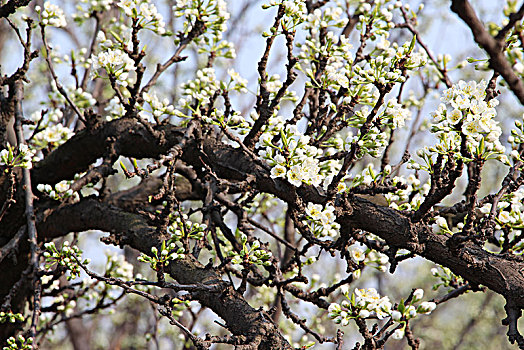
[349,246,366,263]
[36,2,67,27]
[91,49,136,87]
[385,98,411,129]
[305,203,339,237]
[117,0,166,34]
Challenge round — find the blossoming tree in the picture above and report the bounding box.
[1,0,524,349]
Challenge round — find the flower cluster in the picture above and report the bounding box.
[328,287,392,325]
[351,3,427,84]
[258,74,297,102]
[3,335,33,350]
[353,54,405,86]
[384,98,411,129]
[173,0,229,34]
[177,68,220,117]
[475,189,524,249]
[41,273,60,292]
[389,289,436,339]
[36,2,67,28]
[142,92,175,121]
[431,266,465,291]
[494,4,524,79]
[299,32,353,89]
[34,123,74,150]
[431,198,524,237]
[44,83,96,114]
[282,0,308,24]
[185,69,250,129]
[498,189,524,224]
[304,202,340,238]
[95,29,131,51]
[508,118,524,151]
[49,47,91,72]
[170,297,191,318]
[40,251,136,320]
[341,108,390,158]
[73,0,114,23]
[429,80,505,161]
[137,241,185,271]
[261,122,342,190]
[354,287,392,318]
[390,289,437,322]
[355,37,426,87]
[43,241,90,280]
[61,86,97,109]
[105,97,126,120]
[329,287,436,340]
[37,180,78,201]
[350,163,387,188]
[0,144,36,170]
[228,234,273,267]
[117,0,166,34]
[205,109,251,132]
[173,0,234,58]
[26,108,73,151]
[431,216,453,235]
[226,69,248,94]
[0,312,24,324]
[105,251,134,280]
[265,133,321,187]
[357,2,394,32]
[46,293,77,317]
[349,245,389,271]
[297,5,352,95]
[263,0,308,32]
[305,5,348,33]
[167,213,207,241]
[384,174,430,211]
[91,48,136,87]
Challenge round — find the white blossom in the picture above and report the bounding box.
[349,246,366,263]
[392,328,405,340]
[37,2,67,27]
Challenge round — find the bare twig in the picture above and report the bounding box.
[0,225,26,264]
[40,25,87,124]
[13,80,41,343]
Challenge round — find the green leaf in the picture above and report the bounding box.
[398,299,406,313]
[408,35,416,55]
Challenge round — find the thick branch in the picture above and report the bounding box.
[338,196,524,308]
[31,118,184,185]
[22,115,524,315]
[37,199,291,349]
[451,0,524,104]
[0,0,31,19]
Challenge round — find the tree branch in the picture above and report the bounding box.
[450,0,524,104]
[23,117,524,310]
[0,0,31,19]
[37,199,292,349]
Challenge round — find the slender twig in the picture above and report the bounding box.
[140,19,206,95]
[13,80,41,343]
[80,13,101,90]
[0,225,26,264]
[397,8,452,88]
[495,3,524,40]
[40,25,86,124]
